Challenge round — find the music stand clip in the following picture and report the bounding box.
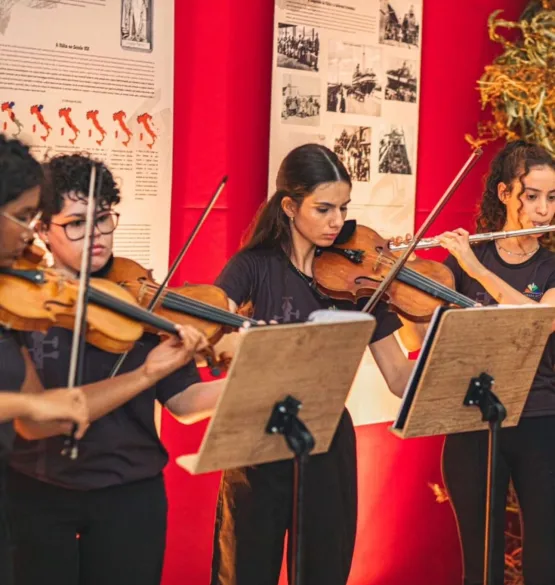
[267,395,315,456]
[464,373,507,424]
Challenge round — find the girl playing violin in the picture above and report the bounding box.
[0,135,90,585]
[401,140,555,585]
[7,152,215,585]
[210,144,413,585]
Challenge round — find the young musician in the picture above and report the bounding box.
[401,140,555,585]
[210,144,413,585]
[7,153,218,585]
[0,139,88,431]
[0,135,90,585]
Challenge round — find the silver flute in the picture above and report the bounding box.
[389,224,555,251]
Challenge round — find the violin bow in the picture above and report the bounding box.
[109,175,228,378]
[62,162,103,459]
[362,148,483,314]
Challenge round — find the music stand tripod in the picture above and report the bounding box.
[391,304,555,585]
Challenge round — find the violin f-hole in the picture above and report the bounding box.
[354,276,380,286]
[43,299,76,310]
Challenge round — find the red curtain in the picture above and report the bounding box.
[163,1,526,583]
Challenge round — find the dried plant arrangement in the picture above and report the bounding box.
[466,0,555,154]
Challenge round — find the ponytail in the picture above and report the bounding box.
[242,189,302,255]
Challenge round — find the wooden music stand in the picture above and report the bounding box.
[392,304,555,585]
[176,312,376,585]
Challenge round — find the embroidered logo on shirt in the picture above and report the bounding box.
[273,297,301,323]
[28,331,60,370]
[524,283,543,300]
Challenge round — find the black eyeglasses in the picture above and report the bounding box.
[50,211,120,242]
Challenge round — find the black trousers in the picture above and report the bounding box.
[442,415,555,585]
[7,470,167,585]
[210,410,357,585]
[0,463,13,585]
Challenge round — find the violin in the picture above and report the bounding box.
[105,256,258,344]
[312,221,477,321]
[0,247,189,354]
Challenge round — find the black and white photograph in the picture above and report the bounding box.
[385,56,418,103]
[379,0,420,49]
[332,125,372,183]
[121,0,153,52]
[281,74,321,126]
[327,41,383,117]
[378,124,414,175]
[277,23,320,72]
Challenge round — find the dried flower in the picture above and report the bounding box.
[466,1,555,154]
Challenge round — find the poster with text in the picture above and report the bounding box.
[269,0,423,426]
[0,0,174,279]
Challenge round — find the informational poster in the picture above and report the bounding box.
[0,0,174,279]
[269,0,423,425]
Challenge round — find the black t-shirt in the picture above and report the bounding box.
[215,247,401,343]
[445,242,555,417]
[0,328,26,460]
[9,328,201,489]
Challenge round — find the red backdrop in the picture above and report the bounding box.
[162,1,526,583]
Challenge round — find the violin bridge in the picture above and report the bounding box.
[137,281,148,304]
[372,249,384,273]
[56,275,67,295]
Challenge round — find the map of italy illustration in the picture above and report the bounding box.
[1,1,160,149]
[1,103,160,148]
[1,102,23,137]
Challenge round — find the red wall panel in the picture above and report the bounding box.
[164,2,526,584]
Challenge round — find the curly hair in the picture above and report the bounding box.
[0,134,43,207]
[40,153,121,225]
[477,141,555,240]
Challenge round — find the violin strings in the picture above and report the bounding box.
[119,251,475,329]
[319,250,473,307]
[152,258,473,314]
[396,267,475,307]
[400,269,475,306]
[134,283,257,328]
[360,254,476,307]
[162,294,250,328]
[88,287,178,334]
[161,290,258,327]
[126,282,244,324]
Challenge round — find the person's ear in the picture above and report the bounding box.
[497,182,511,206]
[36,221,50,247]
[281,196,297,221]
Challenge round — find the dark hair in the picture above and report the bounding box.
[243,144,351,253]
[0,134,43,207]
[40,153,121,225]
[477,141,555,239]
